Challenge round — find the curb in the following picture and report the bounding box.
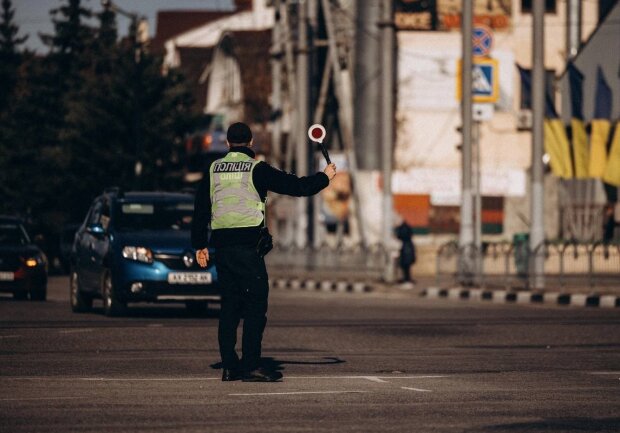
[271,277,374,294]
[423,287,620,308]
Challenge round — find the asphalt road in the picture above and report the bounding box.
[1,276,619,433]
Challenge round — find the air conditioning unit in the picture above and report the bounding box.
[517,109,532,131]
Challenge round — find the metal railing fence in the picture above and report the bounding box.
[436,240,620,291]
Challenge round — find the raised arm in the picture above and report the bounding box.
[255,162,334,197]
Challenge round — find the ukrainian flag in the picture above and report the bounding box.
[517,64,573,178]
[589,67,613,178]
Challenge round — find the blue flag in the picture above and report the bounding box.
[590,67,613,178]
[516,64,558,118]
[567,62,584,120]
[594,66,612,119]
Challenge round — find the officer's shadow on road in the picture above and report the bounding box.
[210,357,346,373]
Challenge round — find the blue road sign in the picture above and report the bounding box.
[457,58,499,103]
[473,25,493,57]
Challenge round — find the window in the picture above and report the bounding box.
[521,0,557,13]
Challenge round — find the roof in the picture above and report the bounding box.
[165,5,274,50]
[152,10,235,53]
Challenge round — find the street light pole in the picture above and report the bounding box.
[380,0,395,282]
[459,0,474,283]
[530,0,545,289]
[296,0,309,249]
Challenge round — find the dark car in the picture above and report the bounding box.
[70,189,219,316]
[0,216,48,300]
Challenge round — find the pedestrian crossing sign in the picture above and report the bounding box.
[456,58,499,103]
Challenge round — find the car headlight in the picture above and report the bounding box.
[23,253,46,267]
[122,246,153,264]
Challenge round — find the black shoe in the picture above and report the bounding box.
[242,368,283,382]
[222,368,241,381]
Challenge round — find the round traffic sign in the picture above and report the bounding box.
[472,25,493,57]
[308,124,326,143]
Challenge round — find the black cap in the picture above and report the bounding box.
[226,122,252,144]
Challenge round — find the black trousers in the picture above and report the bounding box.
[215,245,269,372]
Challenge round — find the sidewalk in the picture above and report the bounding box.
[266,249,620,308]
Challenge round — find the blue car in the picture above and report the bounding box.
[70,189,218,316]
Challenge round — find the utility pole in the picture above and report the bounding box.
[380,0,395,281]
[566,0,582,59]
[459,0,474,282]
[281,1,297,174]
[530,0,545,289]
[295,0,310,248]
[354,1,381,170]
[270,0,283,166]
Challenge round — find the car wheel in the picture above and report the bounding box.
[102,270,126,317]
[30,285,47,301]
[185,301,208,316]
[70,271,92,312]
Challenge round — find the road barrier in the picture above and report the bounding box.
[436,240,620,291]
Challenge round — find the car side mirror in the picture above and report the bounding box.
[86,223,106,237]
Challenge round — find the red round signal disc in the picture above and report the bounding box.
[307,124,326,143]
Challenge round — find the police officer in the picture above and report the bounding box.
[191,122,336,382]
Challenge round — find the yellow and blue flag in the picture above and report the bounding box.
[517,64,573,178]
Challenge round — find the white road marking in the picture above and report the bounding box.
[272,375,447,380]
[229,391,367,396]
[0,374,448,382]
[0,396,82,402]
[362,376,388,383]
[0,335,21,339]
[401,387,432,392]
[79,377,221,381]
[58,329,93,334]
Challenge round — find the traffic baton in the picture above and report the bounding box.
[307,124,331,164]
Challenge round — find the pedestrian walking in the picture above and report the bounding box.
[395,219,416,284]
[191,122,336,382]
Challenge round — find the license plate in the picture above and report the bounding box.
[167,272,212,285]
[0,272,14,281]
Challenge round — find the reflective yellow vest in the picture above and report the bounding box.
[209,152,265,229]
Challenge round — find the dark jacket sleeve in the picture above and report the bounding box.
[254,162,329,197]
[191,172,211,249]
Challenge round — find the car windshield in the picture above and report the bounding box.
[0,223,30,246]
[115,201,194,232]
